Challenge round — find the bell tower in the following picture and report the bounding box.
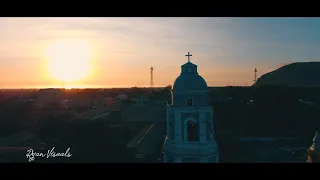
[162,52,219,163]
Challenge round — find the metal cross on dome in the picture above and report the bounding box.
[185,52,192,62]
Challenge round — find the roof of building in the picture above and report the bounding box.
[0,131,35,147]
[121,106,166,122]
[116,94,128,99]
[131,95,150,101]
[150,91,170,101]
[173,62,208,91]
[75,108,110,120]
[126,124,154,148]
[135,124,165,155]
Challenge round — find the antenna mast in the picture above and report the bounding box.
[150,67,154,88]
[253,68,257,83]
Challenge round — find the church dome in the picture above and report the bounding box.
[173,62,208,91]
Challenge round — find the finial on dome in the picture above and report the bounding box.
[185,52,192,63]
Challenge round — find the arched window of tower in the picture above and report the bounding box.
[186,98,193,106]
[187,120,199,141]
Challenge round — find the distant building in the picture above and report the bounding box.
[130,94,150,106]
[38,88,61,101]
[105,97,115,107]
[153,100,167,106]
[36,88,62,109]
[72,98,91,111]
[29,89,73,118]
[116,94,128,101]
[121,106,166,123]
[162,53,219,163]
[298,99,316,106]
[68,96,106,112]
[71,108,111,122]
[91,96,105,109]
[150,92,169,106]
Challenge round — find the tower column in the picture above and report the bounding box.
[163,154,167,162]
[174,111,182,143]
[210,111,214,139]
[166,108,170,137]
[199,112,206,142]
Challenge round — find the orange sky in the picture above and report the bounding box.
[1,17,318,89]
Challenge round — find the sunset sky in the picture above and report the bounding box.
[1,17,320,88]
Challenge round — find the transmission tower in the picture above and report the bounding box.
[253,68,257,83]
[150,67,154,88]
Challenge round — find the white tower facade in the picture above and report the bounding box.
[163,53,219,163]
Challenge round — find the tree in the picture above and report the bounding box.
[165,85,172,91]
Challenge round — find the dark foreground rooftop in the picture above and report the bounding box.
[219,137,309,163]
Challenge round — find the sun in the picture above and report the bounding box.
[44,39,92,83]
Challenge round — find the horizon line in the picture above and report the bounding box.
[0,85,254,90]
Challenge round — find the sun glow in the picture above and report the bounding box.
[44,39,93,83]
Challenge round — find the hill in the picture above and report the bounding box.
[254,62,320,87]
